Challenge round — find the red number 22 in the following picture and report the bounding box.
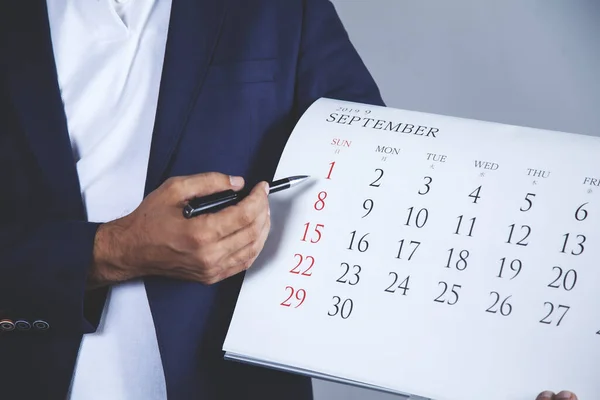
[290,254,314,276]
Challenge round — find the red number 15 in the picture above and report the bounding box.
[301,223,324,243]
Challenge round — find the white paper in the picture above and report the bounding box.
[223,98,600,400]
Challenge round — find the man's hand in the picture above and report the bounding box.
[89,172,271,287]
[536,390,577,400]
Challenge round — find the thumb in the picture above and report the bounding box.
[166,172,245,204]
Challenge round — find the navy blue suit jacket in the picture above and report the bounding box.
[0,0,384,398]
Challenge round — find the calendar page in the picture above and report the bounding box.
[222,98,600,400]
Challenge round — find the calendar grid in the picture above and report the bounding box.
[223,98,600,400]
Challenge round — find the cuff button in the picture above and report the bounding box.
[15,320,31,331]
[0,319,15,332]
[32,320,50,331]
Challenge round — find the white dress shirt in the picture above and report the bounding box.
[46,0,172,398]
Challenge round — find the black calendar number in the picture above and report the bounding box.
[384,273,410,295]
[348,231,370,252]
[540,302,570,326]
[497,257,522,280]
[560,233,586,256]
[328,296,353,319]
[506,224,531,246]
[520,193,536,212]
[370,168,384,187]
[337,262,361,285]
[485,292,513,316]
[469,185,482,204]
[548,266,577,291]
[434,282,461,305]
[454,215,476,237]
[362,199,374,218]
[418,176,432,195]
[575,202,588,221]
[445,248,469,271]
[396,239,421,260]
[405,207,429,228]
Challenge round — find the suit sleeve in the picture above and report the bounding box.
[0,218,104,335]
[293,0,386,116]
[0,54,105,335]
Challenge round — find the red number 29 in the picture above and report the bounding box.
[280,286,306,308]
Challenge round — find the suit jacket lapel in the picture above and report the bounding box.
[144,0,229,195]
[3,0,229,212]
[3,1,85,218]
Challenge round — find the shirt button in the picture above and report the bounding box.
[0,319,15,332]
[32,320,50,331]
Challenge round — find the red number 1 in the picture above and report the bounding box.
[326,161,335,179]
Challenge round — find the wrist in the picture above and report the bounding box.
[89,219,138,288]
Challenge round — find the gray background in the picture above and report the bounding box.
[312,1,600,399]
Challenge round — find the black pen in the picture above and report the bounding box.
[182,175,310,218]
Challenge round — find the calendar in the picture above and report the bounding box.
[222,98,600,400]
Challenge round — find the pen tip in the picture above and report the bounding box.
[286,175,310,187]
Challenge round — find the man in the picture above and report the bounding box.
[0,1,579,399]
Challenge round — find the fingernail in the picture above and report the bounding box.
[536,392,554,400]
[556,391,575,400]
[264,182,270,195]
[230,176,244,188]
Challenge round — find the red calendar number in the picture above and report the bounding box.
[301,223,324,243]
[314,191,327,211]
[326,161,335,179]
[280,286,306,308]
[290,254,314,276]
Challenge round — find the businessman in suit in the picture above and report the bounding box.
[0,1,579,399]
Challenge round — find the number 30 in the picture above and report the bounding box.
[328,296,353,319]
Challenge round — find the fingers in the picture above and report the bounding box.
[217,199,271,273]
[163,172,245,204]
[202,181,270,240]
[536,390,578,400]
[196,194,271,284]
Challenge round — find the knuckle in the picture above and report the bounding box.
[243,243,260,265]
[192,229,214,246]
[254,236,266,255]
[241,258,253,271]
[238,207,254,225]
[202,267,220,284]
[246,222,260,242]
[196,251,213,268]
[203,172,227,188]
[212,269,227,284]
[247,245,259,262]
[191,231,205,246]
[164,176,183,192]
